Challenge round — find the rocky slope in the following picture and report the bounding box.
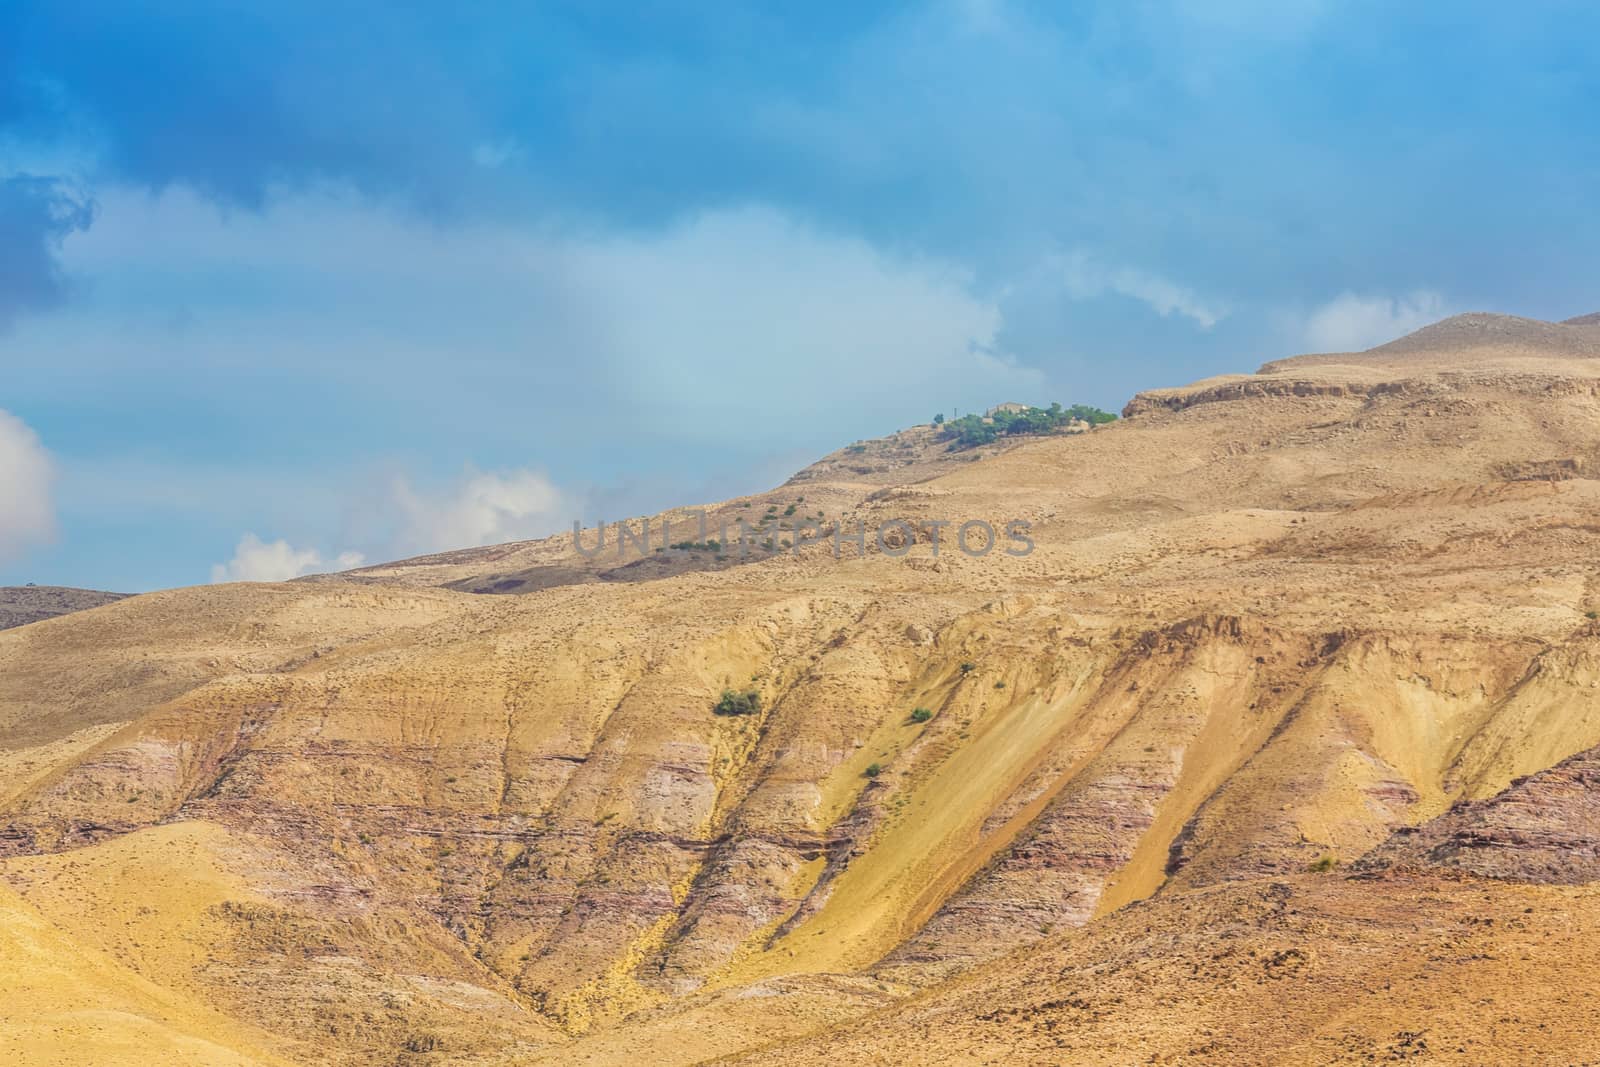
[1361,738,1600,883]
[0,585,127,631]
[7,312,1600,1063]
[323,422,1060,595]
[731,872,1600,1066]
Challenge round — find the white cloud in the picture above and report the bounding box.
[0,409,56,565]
[391,467,572,554]
[27,188,1053,578]
[569,206,1043,435]
[206,469,573,581]
[210,533,364,583]
[1060,250,1225,329]
[1302,291,1448,352]
[44,188,1042,440]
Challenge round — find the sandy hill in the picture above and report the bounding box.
[1252,310,1600,376]
[1369,310,1600,358]
[323,421,1062,595]
[0,585,128,631]
[8,313,1600,1063]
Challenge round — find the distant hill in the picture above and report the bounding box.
[1370,311,1600,358]
[323,413,1112,595]
[1256,311,1600,375]
[0,586,128,631]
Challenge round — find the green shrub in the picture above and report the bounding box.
[1308,855,1339,873]
[670,539,721,552]
[864,762,883,778]
[993,680,1006,689]
[959,661,975,675]
[909,708,934,724]
[713,688,762,717]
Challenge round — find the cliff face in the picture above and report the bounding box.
[10,319,1600,1063]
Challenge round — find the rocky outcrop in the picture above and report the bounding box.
[1121,377,1401,418]
[1360,743,1600,883]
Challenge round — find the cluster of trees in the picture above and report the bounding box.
[932,403,1117,449]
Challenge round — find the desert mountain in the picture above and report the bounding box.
[325,419,1077,595]
[7,312,1600,1064]
[0,585,127,631]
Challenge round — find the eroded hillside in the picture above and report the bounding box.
[8,313,1600,1064]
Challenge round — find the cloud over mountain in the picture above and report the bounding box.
[0,409,55,565]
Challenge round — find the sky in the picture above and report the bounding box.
[1,0,1597,591]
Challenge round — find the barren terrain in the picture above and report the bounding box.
[8,312,1600,1064]
[0,586,127,632]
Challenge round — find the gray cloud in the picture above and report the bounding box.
[1060,250,1225,330]
[0,176,94,327]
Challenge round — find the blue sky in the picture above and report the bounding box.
[1,0,1597,591]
